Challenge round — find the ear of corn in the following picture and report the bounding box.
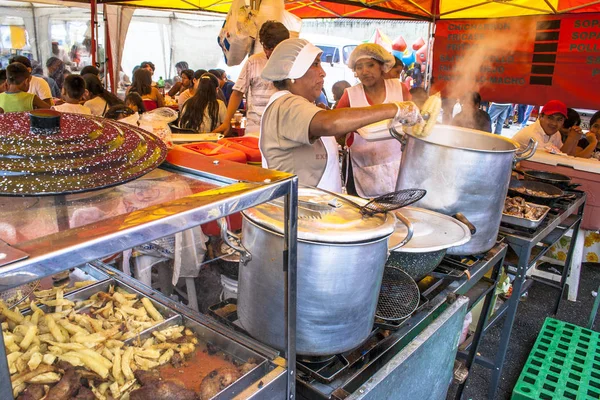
[411,92,442,138]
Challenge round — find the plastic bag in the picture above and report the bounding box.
[218,0,257,66]
[253,0,301,54]
[139,107,178,148]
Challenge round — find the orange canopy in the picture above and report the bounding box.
[77,0,600,19]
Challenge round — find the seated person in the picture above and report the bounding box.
[178,69,206,110]
[331,80,350,109]
[0,62,50,112]
[9,56,53,106]
[559,108,582,143]
[80,65,100,79]
[512,100,579,155]
[128,68,164,111]
[52,75,91,114]
[179,73,226,132]
[409,87,428,109]
[575,111,600,159]
[125,92,146,115]
[83,73,123,116]
[167,69,194,97]
[451,91,492,133]
[105,105,135,120]
[0,69,5,93]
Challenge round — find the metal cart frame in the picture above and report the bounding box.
[0,157,299,400]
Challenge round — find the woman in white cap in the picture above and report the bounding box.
[336,43,406,198]
[260,38,420,192]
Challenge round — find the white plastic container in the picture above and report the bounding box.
[220,274,238,300]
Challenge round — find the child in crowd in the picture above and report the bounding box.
[179,73,226,132]
[0,62,50,112]
[104,105,135,120]
[125,92,146,114]
[0,69,4,113]
[0,69,6,93]
[53,75,91,114]
[83,73,123,116]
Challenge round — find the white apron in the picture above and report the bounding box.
[348,79,403,198]
[260,90,342,192]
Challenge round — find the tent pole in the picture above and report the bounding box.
[30,3,41,62]
[103,4,115,93]
[425,19,435,91]
[91,0,97,66]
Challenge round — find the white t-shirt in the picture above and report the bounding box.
[178,89,192,110]
[53,103,92,115]
[179,99,227,133]
[84,96,109,116]
[512,119,563,150]
[28,76,53,102]
[260,93,326,187]
[233,52,277,134]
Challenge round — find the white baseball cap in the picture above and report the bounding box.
[261,38,323,81]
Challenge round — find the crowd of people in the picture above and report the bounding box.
[446,90,599,160]
[0,21,598,193]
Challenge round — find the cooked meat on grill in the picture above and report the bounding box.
[130,369,199,400]
[513,186,553,197]
[73,386,95,400]
[134,369,161,386]
[130,380,199,400]
[199,367,241,400]
[16,384,45,400]
[504,197,546,220]
[45,369,81,400]
[170,352,184,368]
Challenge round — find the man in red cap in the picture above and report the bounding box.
[512,100,579,155]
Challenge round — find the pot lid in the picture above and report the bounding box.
[243,188,396,243]
[389,207,471,253]
[0,112,168,196]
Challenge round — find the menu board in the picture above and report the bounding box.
[432,14,600,108]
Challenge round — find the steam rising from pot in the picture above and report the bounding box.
[445,18,537,102]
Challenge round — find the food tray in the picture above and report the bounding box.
[501,202,551,229]
[3,274,274,400]
[10,263,110,311]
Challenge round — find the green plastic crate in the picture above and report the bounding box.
[512,318,600,400]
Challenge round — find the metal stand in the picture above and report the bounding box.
[453,244,506,399]
[463,193,586,399]
[285,178,298,400]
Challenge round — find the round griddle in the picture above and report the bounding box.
[0,112,168,196]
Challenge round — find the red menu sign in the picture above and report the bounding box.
[432,14,600,108]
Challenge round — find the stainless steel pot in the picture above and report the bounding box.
[394,125,536,255]
[228,188,411,356]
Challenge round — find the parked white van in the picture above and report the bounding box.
[300,34,360,103]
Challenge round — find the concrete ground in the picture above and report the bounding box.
[447,263,600,400]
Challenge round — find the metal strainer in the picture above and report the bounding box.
[0,280,40,308]
[360,189,426,216]
[375,266,420,321]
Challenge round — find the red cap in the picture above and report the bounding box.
[541,100,567,118]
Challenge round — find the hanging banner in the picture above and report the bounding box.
[432,14,600,108]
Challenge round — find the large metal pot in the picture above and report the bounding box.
[395,125,536,255]
[232,188,409,356]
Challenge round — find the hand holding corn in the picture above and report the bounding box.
[410,92,442,137]
[391,101,422,127]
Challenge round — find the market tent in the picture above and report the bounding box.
[62,0,600,20]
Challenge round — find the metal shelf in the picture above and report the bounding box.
[0,155,299,400]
